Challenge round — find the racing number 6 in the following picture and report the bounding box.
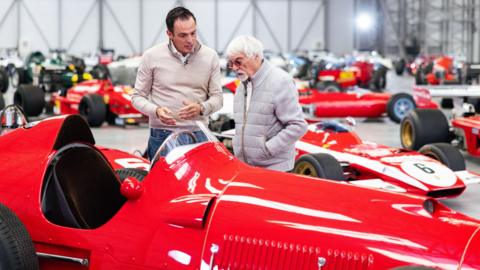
[414,163,435,174]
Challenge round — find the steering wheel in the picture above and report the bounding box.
[150,131,197,168]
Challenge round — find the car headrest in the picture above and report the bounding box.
[53,115,95,150]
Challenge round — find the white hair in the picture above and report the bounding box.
[225,35,264,59]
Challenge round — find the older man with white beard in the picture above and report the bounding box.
[225,36,307,172]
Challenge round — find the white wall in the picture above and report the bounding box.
[326,0,354,55]
[0,0,328,56]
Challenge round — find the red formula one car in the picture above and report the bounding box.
[14,79,146,127]
[293,120,480,198]
[299,87,437,123]
[402,86,480,157]
[52,79,146,127]
[1,113,480,269]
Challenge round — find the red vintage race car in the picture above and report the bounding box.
[402,86,480,157]
[14,79,146,127]
[293,120,480,198]
[299,87,437,123]
[2,113,480,269]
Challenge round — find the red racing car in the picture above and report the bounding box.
[401,86,480,157]
[293,120,480,198]
[1,113,480,269]
[299,87,437,123]
[14,79,146,127]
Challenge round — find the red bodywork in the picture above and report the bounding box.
[1,115,480,269]
[451,116,480,156]
[295,122,478,198]
[299,89,390,118]
[298,88,437,120]
[315,61,374,89]
[425,56,458,85]
[413,87,480,157]
[52,79,146,124]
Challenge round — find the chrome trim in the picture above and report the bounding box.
[208,243,219,270]
[37,252,89,266]
[318,257,326,269]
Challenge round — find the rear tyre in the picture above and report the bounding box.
[315,81,342,92]
[415,66,426,85]
[371,67,387,91]
[0,203,39,270]
[91,64,110,80]
[293,153,345,181]
[386,93,416,123]
[400,109,450,150]
[78,94,106,127]
[0,94,5,110]
[440,98,454,109]
[394,59,405,75]
[13,84,45,117]
[419,143,465,171]
[0,67,9,93]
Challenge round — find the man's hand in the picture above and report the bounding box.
[156,107,176,125]
[178,100,202,120]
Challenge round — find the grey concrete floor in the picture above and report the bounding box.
[3,71,480,219]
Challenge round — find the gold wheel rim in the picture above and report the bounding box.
[401,120,413,148]
[294,161,318,177]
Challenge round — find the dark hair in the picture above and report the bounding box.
[166,7,196,33]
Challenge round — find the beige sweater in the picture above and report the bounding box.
[132,41,222,130]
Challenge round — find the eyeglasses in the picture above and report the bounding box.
[227,57,245,69]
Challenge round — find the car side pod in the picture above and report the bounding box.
[120,178,144,200]
[461,228,480,268]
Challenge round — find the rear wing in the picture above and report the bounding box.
[413,85,480,115]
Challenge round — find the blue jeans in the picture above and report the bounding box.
[147,128,208,160]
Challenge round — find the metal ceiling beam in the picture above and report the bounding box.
[0,0,16,31]
[220,3,252,53]
[252,0,283,52]
[294,0,324,51]
[21,0,52,49]
[66,0,97,51]
[104,0,136,53]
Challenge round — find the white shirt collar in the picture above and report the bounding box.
[169,40,191,64]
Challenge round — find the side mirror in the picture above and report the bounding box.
[0,104,28,135]
[120,178,144,200]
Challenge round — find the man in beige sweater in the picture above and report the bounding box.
[132,7,222,160]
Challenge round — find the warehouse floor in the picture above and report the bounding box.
[4,71,480,219]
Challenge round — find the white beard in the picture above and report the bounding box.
[236,73,248,81]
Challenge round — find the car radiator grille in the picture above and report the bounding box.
[214,234,374,269]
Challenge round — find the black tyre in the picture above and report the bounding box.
[419,143,465,171]
[386,93,416,123]
[415,66,426,85]
[17,67,28,84]
[0,94,5,110]
[78,94,106,127]
[315,81,342,92]
[394,59,405,75]
[116,168,148,182]
[400,109,451,150]
[371,67,387,91]
[13,84,45,117]
[293,153,345,181]
[0,67,9,93]
[39,69,54,92]
[0,203,39,270]
[91,64,110,80]
[440,98,454,109]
